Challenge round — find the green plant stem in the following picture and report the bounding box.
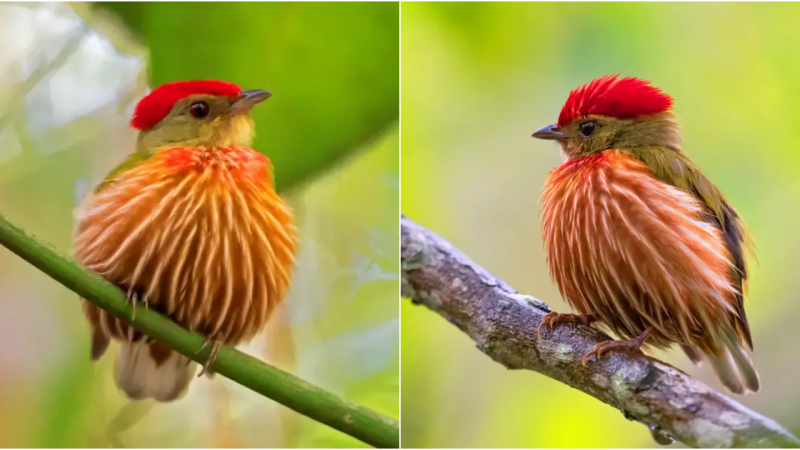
[0,213,399,449]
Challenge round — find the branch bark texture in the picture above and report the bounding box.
[0,212,399,449]
[401,214,799,449]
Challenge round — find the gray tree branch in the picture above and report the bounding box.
[401,214,800,449]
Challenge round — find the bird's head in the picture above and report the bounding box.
[131,80,271,151]
[533,75,681,159]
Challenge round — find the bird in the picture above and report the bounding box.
[74,80,298,402]
[532,74,759,394]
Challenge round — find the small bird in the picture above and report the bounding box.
[533,75,759,394]
[75,80,297,401]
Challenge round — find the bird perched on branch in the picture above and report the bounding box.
[533,74,759,394]
[75,80,297,401]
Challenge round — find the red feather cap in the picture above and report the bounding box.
[557,75,673,127]
[130,80,242,130]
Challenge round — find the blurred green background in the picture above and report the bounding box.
[0,2,397,448]
[401,2,800,448]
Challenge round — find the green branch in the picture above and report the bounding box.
[0,212,399,449]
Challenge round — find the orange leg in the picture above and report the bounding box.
[582,327,654,365]
[537,312,597,339]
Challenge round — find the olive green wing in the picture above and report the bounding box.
[93,150,152,193]
[635,148,753,349]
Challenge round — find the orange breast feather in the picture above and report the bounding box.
[541,151,738,352]
[75,146,297,346]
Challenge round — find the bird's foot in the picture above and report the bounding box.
[196,338,223,377]
[537,312,596,339]
[125,291,147,321]
[582,327,654,365]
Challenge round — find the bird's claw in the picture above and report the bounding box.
[581,328,653,365]
[124,290,148,321]
[126,292,139,321]
[582,341,618,365]
[196,338,222,377]
[537,312,595,339]
[537,312,558,339]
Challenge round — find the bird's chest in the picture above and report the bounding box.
[539,152,736,343]
[540,152,662,317]
[540,155,611,312]
[540,153,623,261]
[75,147,297,343]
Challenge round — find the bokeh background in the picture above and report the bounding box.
[0,2,398,447]
[401,2,800,447]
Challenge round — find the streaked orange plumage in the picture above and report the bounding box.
[542,151,737,352]
[534,75,759,394]
[77,145,294,342]
[75,80,297,401]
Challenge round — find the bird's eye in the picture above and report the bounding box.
[579,121,597,137]
[189,102,210,119]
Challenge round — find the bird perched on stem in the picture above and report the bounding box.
[533,75,759,394]
[75,80,297,401]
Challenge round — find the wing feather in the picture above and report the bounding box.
[634,148,753,349]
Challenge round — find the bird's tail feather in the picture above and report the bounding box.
[114,341,197,402]
[680,344,703,367]
[684,329,760,394]
[721,329,760,392]
[708,346,746,394]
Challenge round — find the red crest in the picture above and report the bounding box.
[557,75,673,127]
[130,80,242,130]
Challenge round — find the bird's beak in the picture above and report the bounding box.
[228,89,272,114]
[532,124,566,141]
